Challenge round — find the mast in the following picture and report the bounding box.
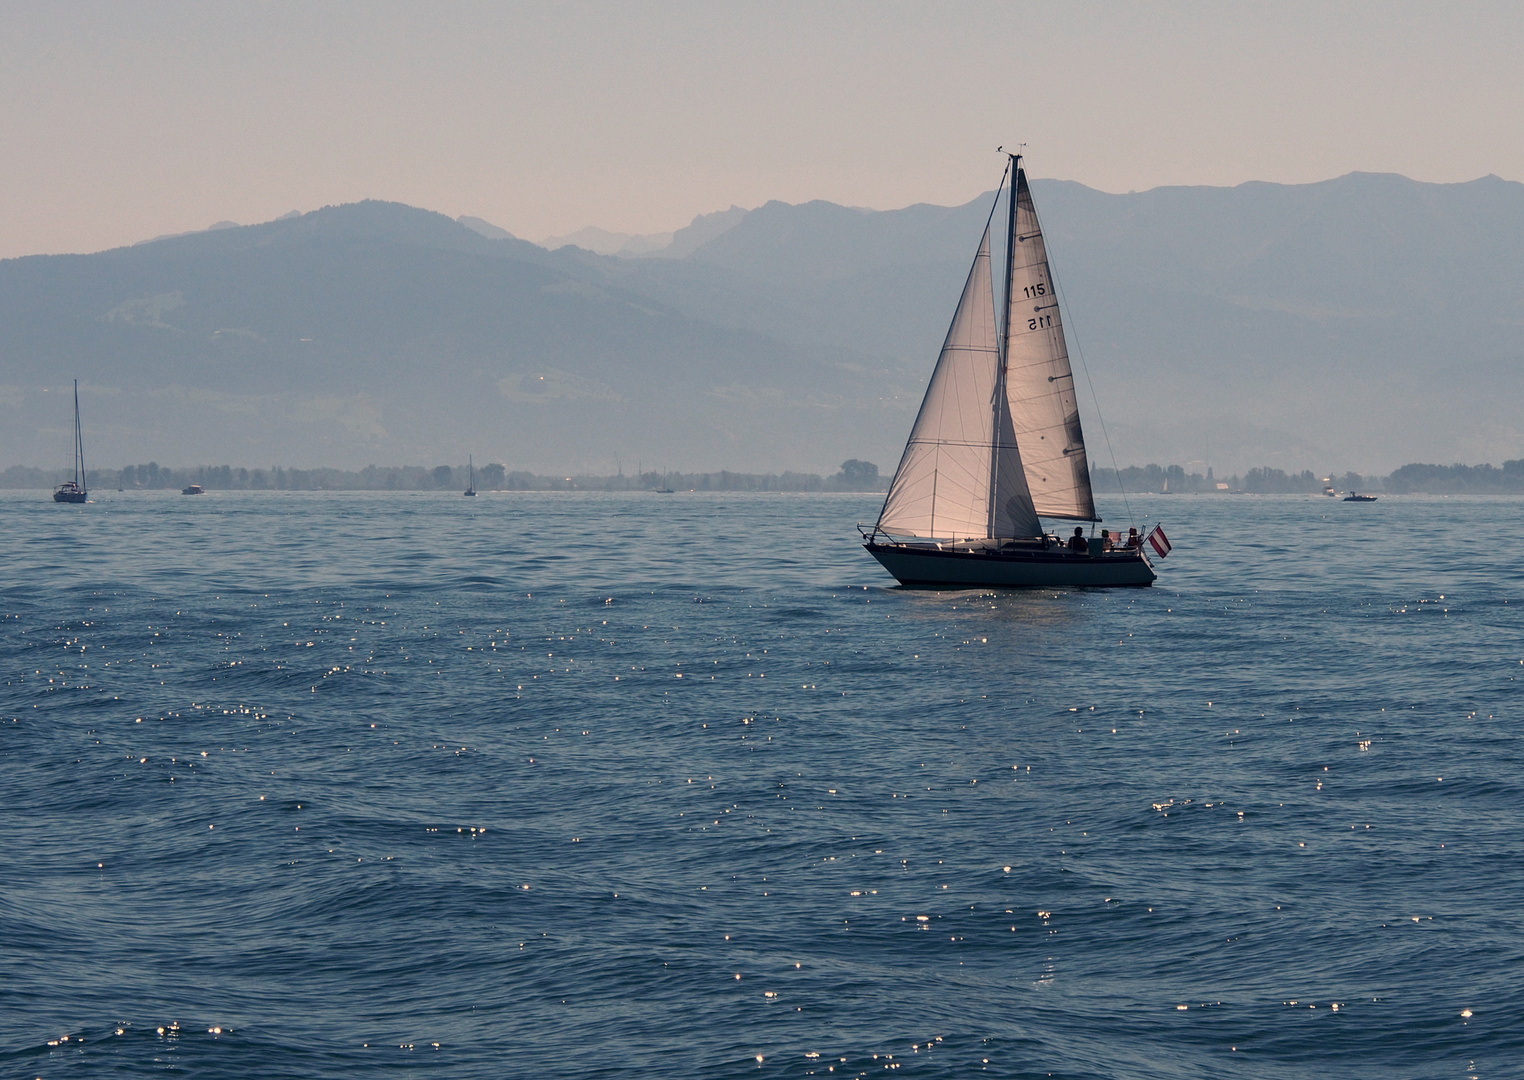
[990,155,1020,535]
[73,379,86,491]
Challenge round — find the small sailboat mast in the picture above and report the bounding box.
[76,382,83,487]
[464,455,477,496]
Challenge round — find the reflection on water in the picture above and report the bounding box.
[1,490,1520,1078]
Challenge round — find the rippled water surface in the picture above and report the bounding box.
[3,490,1521,1078]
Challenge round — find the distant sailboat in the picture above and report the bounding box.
[52,380,88,503]
[464,455,477,496]
[862,154,1158,587]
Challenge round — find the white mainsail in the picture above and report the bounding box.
[1001,166,1097,521]
[878,228,1041,540]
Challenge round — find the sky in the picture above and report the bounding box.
[2,0,1522,259]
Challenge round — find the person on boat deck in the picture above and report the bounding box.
[1100,529,1113,551]
[1068,526,1088,553]
[1126,527,1142,549]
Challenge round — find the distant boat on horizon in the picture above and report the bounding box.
[1344,492,1378,502]
[181,484,205,495]
[52,380,88,503]
[862,153,1160,588]
[464,455,477,496]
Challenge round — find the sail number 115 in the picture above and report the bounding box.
[1027,314,1053,331]
[1022,283,1047,298]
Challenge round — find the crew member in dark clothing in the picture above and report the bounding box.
[1126,527,1142,549]
[1068,526,1088,553]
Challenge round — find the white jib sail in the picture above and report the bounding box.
[878,228,1040,540]
[1002,167,1097,521]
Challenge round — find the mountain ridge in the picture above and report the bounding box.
[3,171,1521,475]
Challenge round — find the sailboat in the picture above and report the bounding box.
[464,455,477,496]
[862,154,1157,588]
[52,380,88,503]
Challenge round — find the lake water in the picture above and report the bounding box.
[3,489,1520,1078]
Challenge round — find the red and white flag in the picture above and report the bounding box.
[1146,525,1172,558]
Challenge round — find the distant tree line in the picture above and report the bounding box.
[1238,468,1364,494]
[1090,463,1372,494]
[0,462,483,491]
[1091,463,1207,493]
[0,459,888,493]
[20,456,1522,494]
[925,459,1524,495]
[498,460,884,492]
[1384,460,1524,493]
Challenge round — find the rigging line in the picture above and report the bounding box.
[1047,256,1134,529]
[985,157,1013,236]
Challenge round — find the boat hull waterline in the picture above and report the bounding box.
[865,542,1155,588]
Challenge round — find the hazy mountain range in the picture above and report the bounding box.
[534,207,749,259]
[2,171,1521,475]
